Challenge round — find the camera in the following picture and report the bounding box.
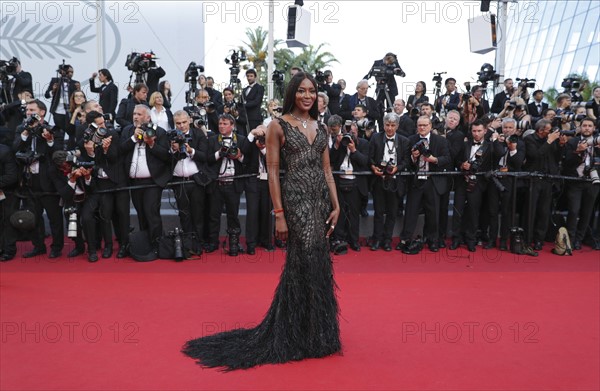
[56,60,71,77]
[0,57,18,78]
[224,50,246,86]
[516,77,536,89]
[136,122,158,142]
[379,158,396,177]
[273,106,283,114]
[24,114,52,138]
[356,118,375,131]
[15,150,42,165]
[168,227,185,262]
[220,143,239,159]
[315,70,326,85]
[83,123,108,146]
[477,63,499,84]
[184,62,205,83]
[516,119,530,131]
[64,206,79,238]
[559,129,577,137]
[412,139,431,157]
[432,72,447,88]
[168,129,192,158]
[506,100,517,111]
[255,135,266,145]
[561,77,581,91]
[272,70,285,84]
[65,150,95,169]
[125,51,157,73]
[370,64,406,82]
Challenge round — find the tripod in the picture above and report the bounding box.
[374,80,394,113]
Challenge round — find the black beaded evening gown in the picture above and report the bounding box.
[182,118,341,371]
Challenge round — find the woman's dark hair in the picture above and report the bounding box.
[282,72,319,120]
[159,81,172,99]
[98,68,113,82]
[416,81,427,95]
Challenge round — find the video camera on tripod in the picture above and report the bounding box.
[184,61,205,105]
[224,49,247,87]
[126,51,157,73]
[0,57,18,80]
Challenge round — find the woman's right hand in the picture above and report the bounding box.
[275,215,288,242]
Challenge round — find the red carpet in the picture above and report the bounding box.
[1,241,599,390]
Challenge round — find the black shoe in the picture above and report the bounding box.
[533,241,543,251]
[204,243,218,253]
[261,243,275,251]
[88,252,98,263]
[484,241,496,249]
[102,247,113,259]
[50,249,63,258]
[594,240,600,251]
[428,242,439,252]
[499,240,508,251]
[349,242,361,252]
[370,241,381,251]
[449,238,461,250]
[116,246,129,259]
[23,248,46,258]
[395,241,406,251]
[0,254,14,262]
[247,246,256,255]
[573,240,582,250]
[467,243,476,252]
[438,239,446,249]
[333,242,348,255]
[67,247,83,258]
[382,240,392,252]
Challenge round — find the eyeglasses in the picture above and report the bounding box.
[417,124,430,127]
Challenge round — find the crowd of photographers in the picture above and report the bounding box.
[0,54,599,262]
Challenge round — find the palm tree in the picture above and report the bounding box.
[292,43,338,75]
[241,26,269,74]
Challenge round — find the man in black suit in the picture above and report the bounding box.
[365,52,404,113]
[339,80,381,124]
[527,90,548,125]
[168,110,209,255]
[434,77,461,115]
[523,119,566,250]
[368,113,410,251]
[330,120,370,252]
[1,58,33,103]
[322,70,342,115]
[120,105,171,247]
[491,78,515,114]
[80,111,130,259]
[184,89,219,134]
[44,64,80,131]
[393,99,416,138]
[398,116,451,253]
[89,69,118,117]
[116,83,149,129]
[12,100,65,258]
[563,118,600,250]
[205,114,249,256]
[459,120,494,252]
[488,118,526,250]
[145,66,166,97]
[243,69,264,134]
[0,143,19,261]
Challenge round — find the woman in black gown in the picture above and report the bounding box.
[182,72,342,370]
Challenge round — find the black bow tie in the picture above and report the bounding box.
[420,138,427,141]
[474,142,482,145]
[222,136,232,140]
[387,137,395,142]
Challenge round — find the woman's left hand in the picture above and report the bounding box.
[325,208,340,239]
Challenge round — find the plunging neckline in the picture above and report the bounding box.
[293,124,318,147]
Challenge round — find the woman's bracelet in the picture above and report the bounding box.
[273,208,284,215]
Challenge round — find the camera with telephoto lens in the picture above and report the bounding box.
[83,122,108,146]
[0,57,18,78]
[65,150,95,169]
[412,139,431,157]
[379,158,396,177]
[464,149,484,192]
[168,227,185,262]
[15,150,42,165]
[356,118,375,131]
[168,129,192,159]
[24,114,53,138]
[125,52,157,73]
[559,129,577,137]
[64,206,79,238]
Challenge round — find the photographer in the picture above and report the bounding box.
[120,105,171,248]
[339,80,380,124]
[555,94,581,132]
[461,85,489,125]
[169,110,209,255]
[328,119,370,252]
[368,113,410,251]
[13,99,65,258]
[434,78,461,114]
[205,114,250,256]
[1,57,33,103]
[263,99,282,127]
[487,118,525,250]
[89,69,118,117]
[44,64,80,132]
[365,52,404,112]
[398,116,450,253]
[243,69,265,135]
[81,111,129,259]
[0,143,18,261]
[393,99,416,138]
[406,81,429,116]
[491,78,515,114]
[48,150,93,260]
[116,83,149,129]
[0,90,32,132]
[523,119,567,250]
[321,70,342,115]
[244,125,271,254]
[222,87,247,132]
[199,75,223,115]
[586,86,600,125]
[184,89,219,134]
[563,117,599,250]
[527,89,548,125]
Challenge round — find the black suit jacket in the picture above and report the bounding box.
[368,132,410,196]
[523,133,563,175]
[120,124,172,187]
[2,71,33,102]
[461,139,494,173]
[0,144,18,191]
[170,127,209,185]
[444,128,467,170]
[89,79,118,116]
[243,83,265,123]
[527,101,548,120]
[116,98,149,129]
[406,133,451,195]
[339,93,381,123]
[366,59,400,98]
[397,113,417,138]
[562,136,595,178]
[330,137,370,197]
[206,133,250,193]
[491,90,512,114]
[492,139,526,172]
[44,78,80,114]
[83,128,127,187]
[48,163,94,208]
[323,83,342,115]
[145,67,166,97]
